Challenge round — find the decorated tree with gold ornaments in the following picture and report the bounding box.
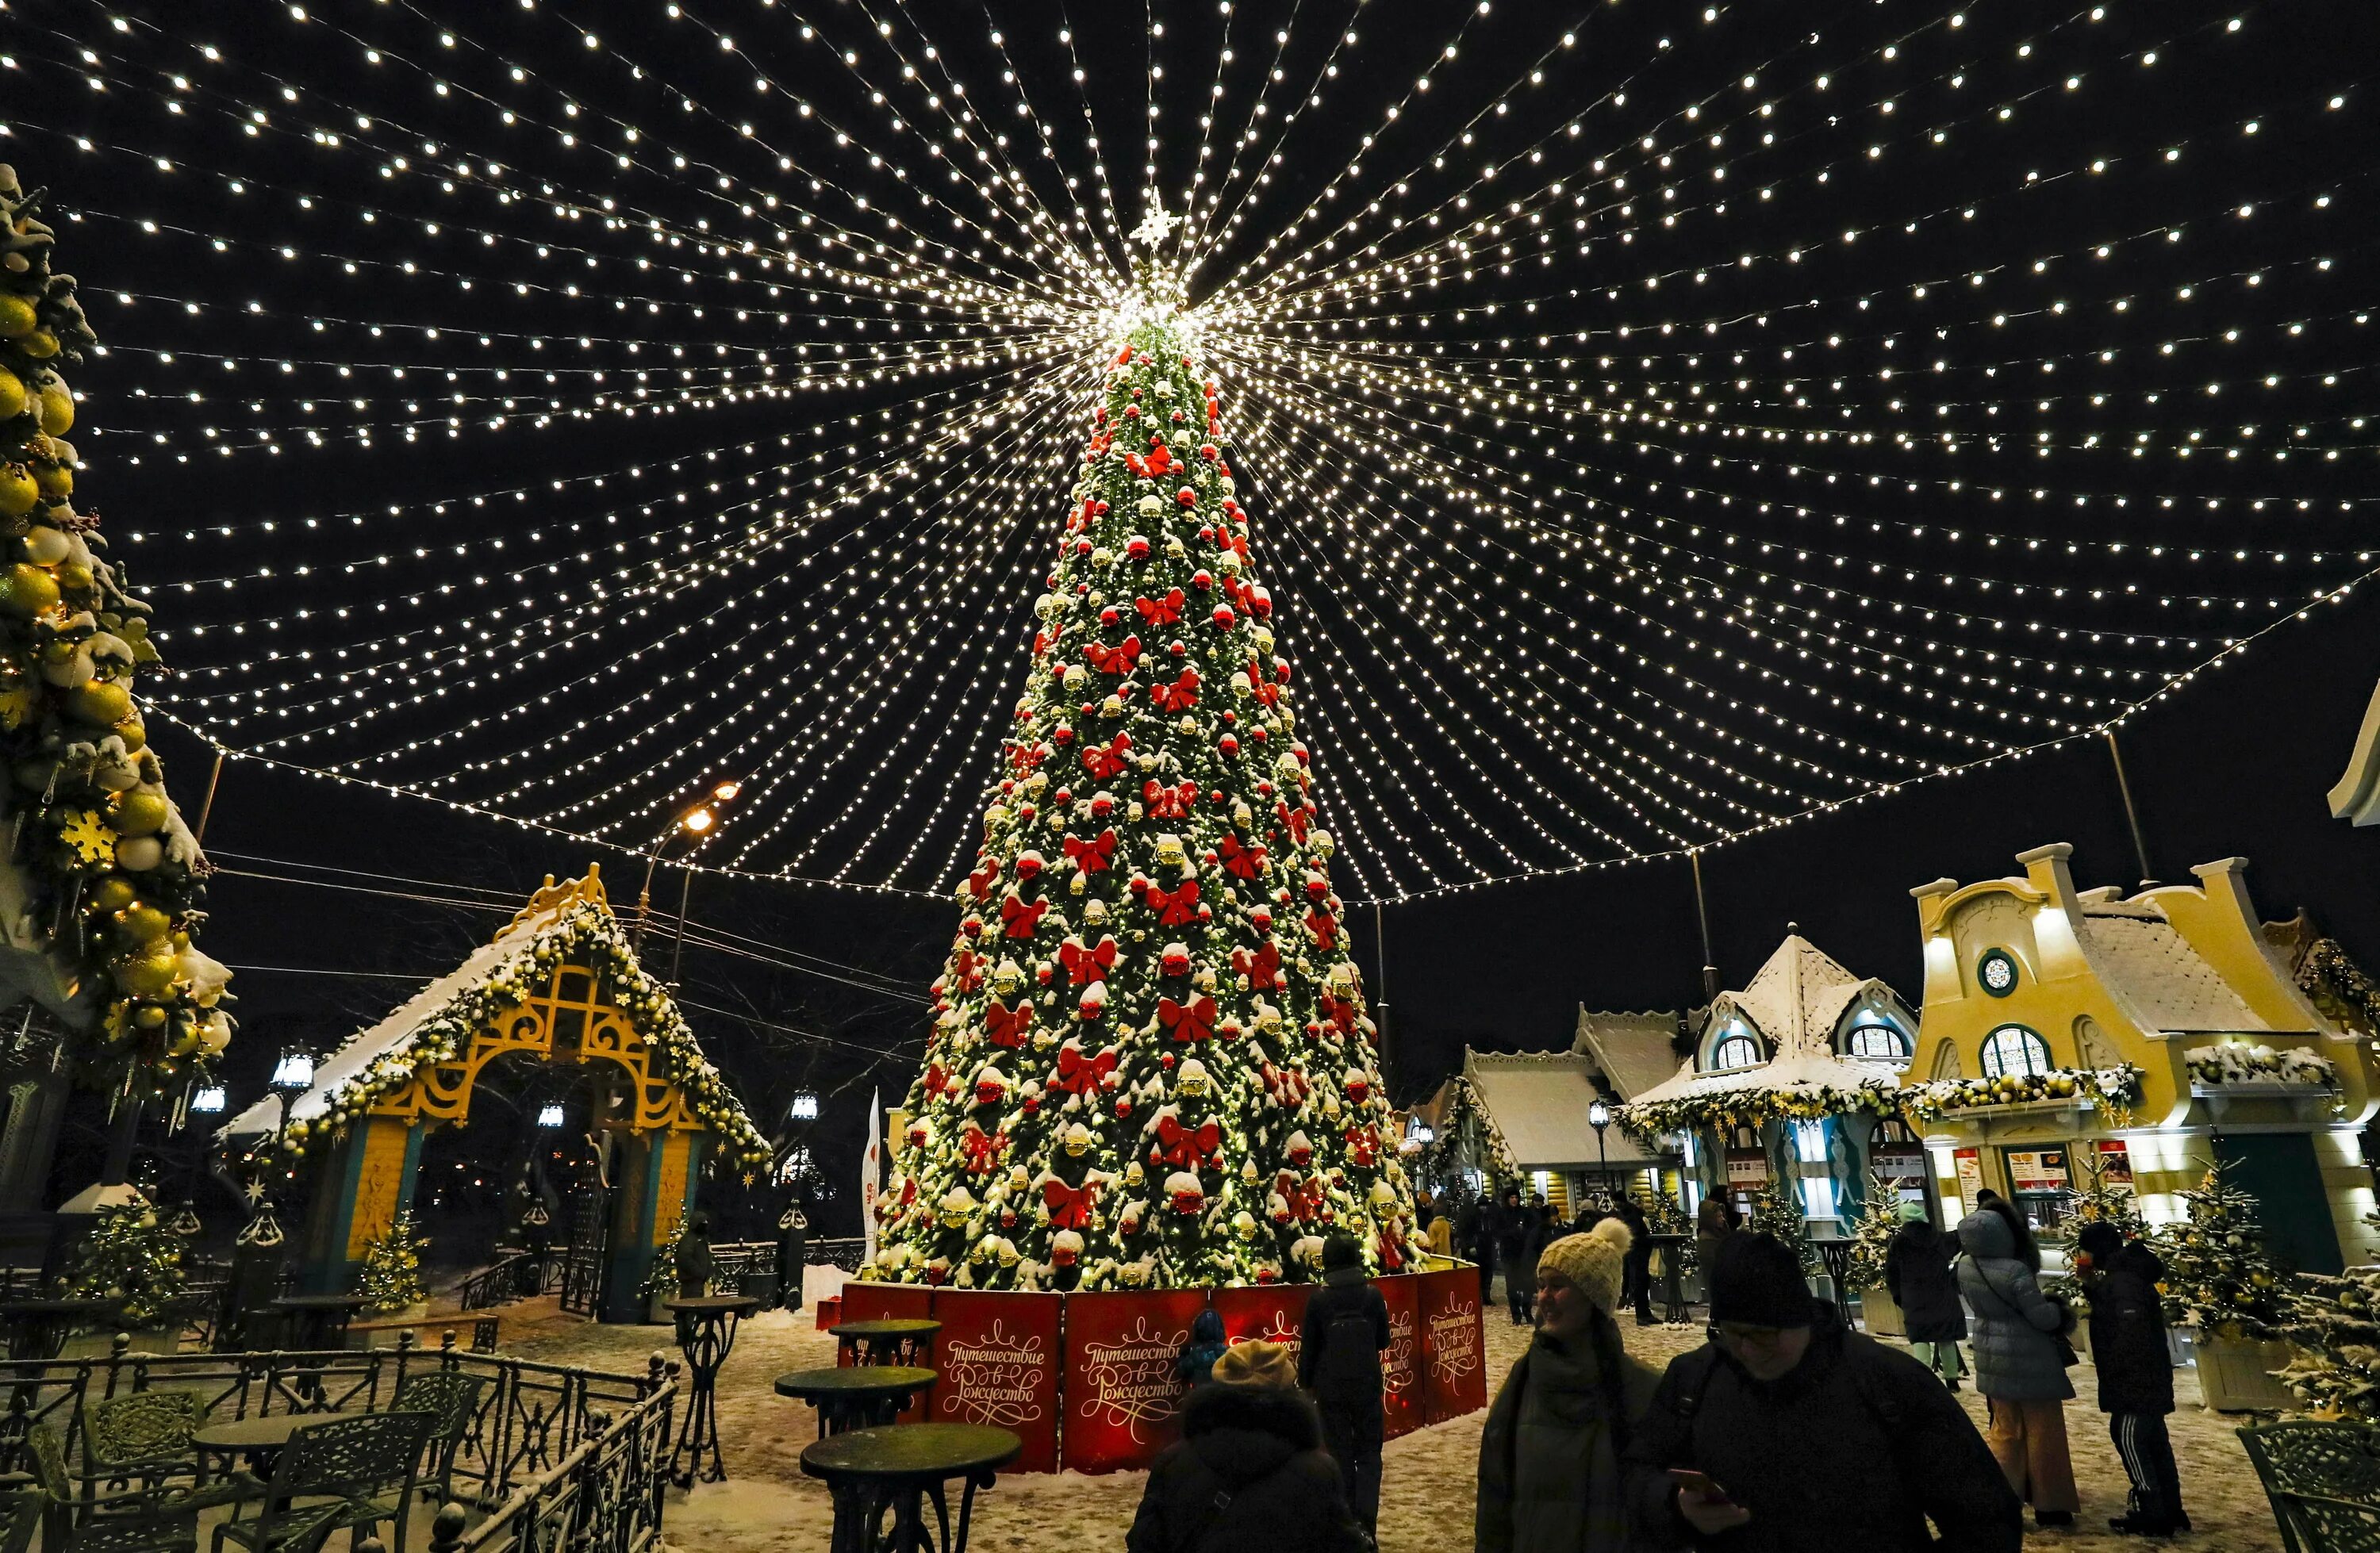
[356,1210,430,1315]
[862,310,1411,1293]
[0,163,231,1093]
[62,1198,187,1329]
[2154,1157,2290,1340]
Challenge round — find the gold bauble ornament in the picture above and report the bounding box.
[0,558,57,612]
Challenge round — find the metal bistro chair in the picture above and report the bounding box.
[386,1371,491,1507]
[81,1391,211,1492]
[2241,1421,2380,1553]
[0,1484,38,1553]
[23,1424,312,1553]
[212,1412,436,1553]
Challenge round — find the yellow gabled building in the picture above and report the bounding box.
[1906,844,2380,1273]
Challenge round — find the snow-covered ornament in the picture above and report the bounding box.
[939,1187,980,1229]
[1165,1171,1205,1215]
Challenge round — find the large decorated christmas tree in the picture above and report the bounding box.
[862,305,1411,1292]
[0,163,230,1093]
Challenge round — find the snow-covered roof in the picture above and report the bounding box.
[1626,932,1911,1107]
[2078,902,2286,1035]
[219,872,582,1139]
[1461,1049,1662,1168]
[1626,1049,1898,1110]
[1572,1007,1684,1101]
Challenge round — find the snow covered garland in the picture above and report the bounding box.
[862,320,1412,1293]
[2182,1042,2337,1089]
[1902,1063,2144,1122]
[263,899,769,1165]
[1615,1080,1901,1149]
[0,164,230,1091]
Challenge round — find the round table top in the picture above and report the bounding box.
[776,1366,937,1402]
[0,1297,113,1317]
[830,1318,942,1340]
[270,1294,367,1313]
[194,1414,321,1451]
[664,1294,762,1317]
[800,1423,1020,1483]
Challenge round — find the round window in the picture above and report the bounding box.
[1978,949,2019,999]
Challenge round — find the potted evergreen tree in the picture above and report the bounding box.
[2155,1160,2295,1411]
[355,1210,432,1344]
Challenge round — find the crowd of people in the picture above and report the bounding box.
[1127,1185,2193,1552]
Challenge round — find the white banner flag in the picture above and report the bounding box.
[861,1087,881,1264]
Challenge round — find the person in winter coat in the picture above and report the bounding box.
[1498,1190,1541,1325]
[1462,1199,1498,1301]
[1176,1307,1229,1387]
[1128,1340,1368,1553]
[1956,1206,2079,1527]
[1882,1202,1967,1389]
[1299,1235,1391,1536]
[1612,1196,1656,1325]
[1694,1197,1737,1285]
[2075,1221,2190,1536]
[1476,1219,1659,1553]
[1622,1233,2021,1553]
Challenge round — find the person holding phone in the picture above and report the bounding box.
[1623,1233,2021,1553]
[1475,1219,1657,1552]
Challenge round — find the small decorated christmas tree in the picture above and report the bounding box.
[1746,1177,1814,1273]
[356,1210,429,1315]
[2154,1158,2290,1340]
[1642,1186,1695,1276]
[63,1199,186,1329]
[2045,1148,2148,1313]
[1841,1171,1906,1294]
[2281,1211,2380,1417]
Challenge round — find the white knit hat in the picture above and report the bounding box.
[1537,1218,1633,1314]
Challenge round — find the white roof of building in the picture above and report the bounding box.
[221,900,555,1140]
[2330,675,2380,826]
[2076,907,2271,1033]
[1572,1007,1683,1101]
[1461,1050,1663,1168]
[1625,933,1910,1108]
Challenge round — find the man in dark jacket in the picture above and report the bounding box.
[1882,1202,1967,1389]
[1497,1188,1538,1325]
[1461,1198,1498,1302]
[2075,1221,2190,1536]
[1298,1234,1391,1536]
[1613,1195,1656,1325]
[1129,1340,1368,1553]
[1623,1233,2021,1553]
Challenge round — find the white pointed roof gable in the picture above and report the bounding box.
[1626,930,1912,1110]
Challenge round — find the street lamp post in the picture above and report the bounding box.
[1587,1098,1612,1205]
[637,782,741,969]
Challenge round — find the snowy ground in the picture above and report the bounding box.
[489,1294,2286,1551]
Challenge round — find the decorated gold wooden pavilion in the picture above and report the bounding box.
[217,867,769,1319]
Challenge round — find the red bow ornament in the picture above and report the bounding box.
[1157,1114,1223,1169]
[1081,734,1133,780]
[1303,906,1338,949]
[1142,879,1202,926]
[1150,669,1201,712]
[1042,1176,1100,1230]
[1157,995,1219,1044]
[967,859,1000,903]
[1232,941,1283,991]
[1061,830,1118,877]
[1084,635,1142,676]
[922,1063,950,1102]
[1001,894,1050,940]
[1135,589,1186,627]
[950,948,985,995]
[1058,934,1119,986]
[1219,836,1265,880]
[1343,1123,1381,1168]
[961,1125,1008,1175]
[1261,1062,1309,1109]
[983,999,1035,1049]
[1124,440,1175,480]
[1051,1041,1118,1096]
[1319,994,1357,1034]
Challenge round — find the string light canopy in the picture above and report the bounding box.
[7,1,2373,906]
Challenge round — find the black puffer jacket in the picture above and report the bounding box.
[2084,1240,2175,1416]
[1126,1384,1368,1553]
[1883,1220,1966,1343]
[1622,1302,2021,1553]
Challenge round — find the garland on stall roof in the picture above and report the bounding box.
[1614,1079,1902,1149]
[261,899,770,1167]
[2182,1042,2337,1089]
[0,163,232,1096]
[1901,1064,2144,1125]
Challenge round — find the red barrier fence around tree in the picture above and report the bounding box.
[838,1266,1486,1474]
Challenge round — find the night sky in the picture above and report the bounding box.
[7,0,2378,1231]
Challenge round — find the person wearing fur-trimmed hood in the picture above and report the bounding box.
[1476,1217,1660,1553]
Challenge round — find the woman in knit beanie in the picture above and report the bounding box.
[1476,1217,1660,1552]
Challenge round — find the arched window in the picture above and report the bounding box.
[1709,1026,1764,1071]
[1844,1018,1908,1060]
[1979,1025,2054,1080]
